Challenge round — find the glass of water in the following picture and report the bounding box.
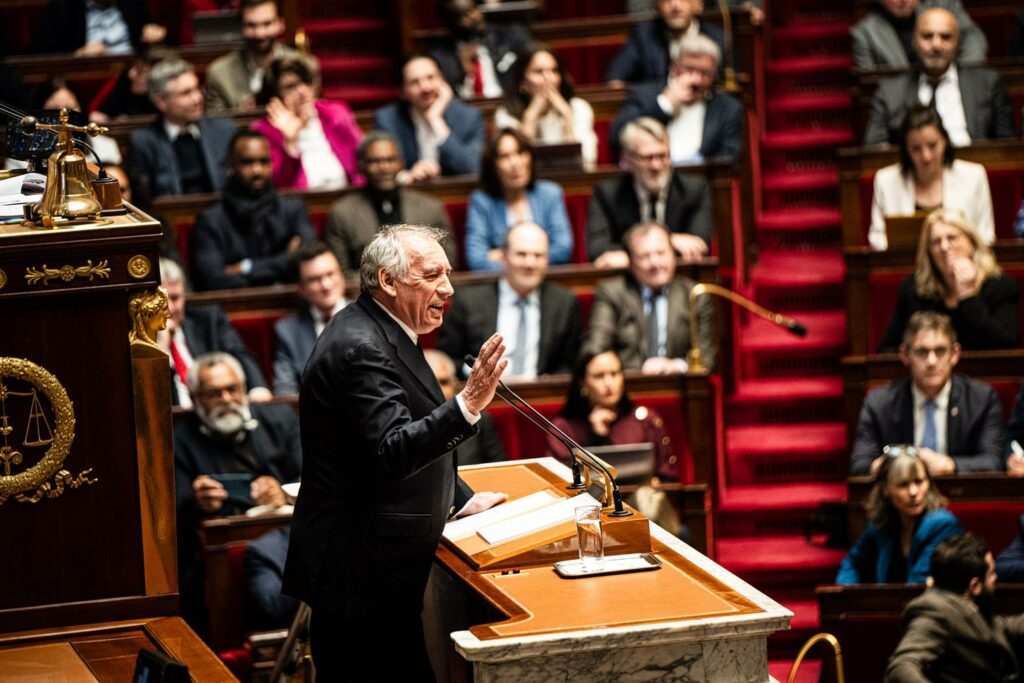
[574,504,604,572]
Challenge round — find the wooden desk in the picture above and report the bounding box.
[426,458,789,682]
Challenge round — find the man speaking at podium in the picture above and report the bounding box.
[283,224,509,680]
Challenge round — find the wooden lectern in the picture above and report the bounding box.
[0,208,233,679]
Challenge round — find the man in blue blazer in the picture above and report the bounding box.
[611,34,743,166]
[272,240,349,395]
[373,54,485,183]
[606,0,725,84]
[283,225,508,679]
[128,57,237,197]
[849,311,1005,477]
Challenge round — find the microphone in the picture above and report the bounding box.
[464,355,633,517]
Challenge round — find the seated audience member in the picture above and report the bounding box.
[251,56,360,190]
[465,129,573,271]
[877,209,1019,352]
[174,352,301,632]
[853,311,1005,477]
[885,533,1023,682]
[190,130,315,291]
[584,222,715,373]
[437,222,580,379]
[31,77,121,166]
[90,46,169,123]
[606,0,724,84]
[29,0,165,56]
[588,118,712,268]
[128,58,237,198]
[244,527,300,630]
[1011,10,1024,58]
[852,0,987,69]
[546,349,679,481]
[424,349,507,466]
[430,0,530,99]
[158,258,271,407]
[1006,381,1024,477]
[206,0,317,112]
[324,132,455,272]
[494,43,597,168]
[997,515,1024,581]
[839,448,963,584]
[871,105,993,251]
[374,54,485,182]
[611,35,743,166]
[272,241,349,395]
[864,7,1014,146]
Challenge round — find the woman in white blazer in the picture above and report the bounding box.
[870,105,993,251]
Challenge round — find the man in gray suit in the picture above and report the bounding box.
[851,0,987,69]
[584,222,715,373]
[272,240,349,395]
[323,131,456,271]
[128,57,236,197]
[863,7,1014,146]
[436,222,580,380]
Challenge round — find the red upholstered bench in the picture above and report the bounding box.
[950,501,1024,556]
[232,313,288,387]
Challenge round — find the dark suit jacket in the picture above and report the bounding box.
[849,374,1005,475]
[244,527,300,631]
[372,99,484,176]
[583,273,716,371]
[177,305,268,406]
[586,172,713,259]
[1010,10,1024,58]
[610,82,744,164]
[283,294,476,618]
[605,18,726,83]
[456,412,506,467]
[190,191,315,291]
[272,308,317,396]
[886,588,1024,683]
[435,280,581,380]
[995,514,1024,583]
[1007,382,1024,459]
[127,117,237,198]
[29,0,152,54]
[324,188,455,272]
[429,24,531,96]
[863,67,1015,145]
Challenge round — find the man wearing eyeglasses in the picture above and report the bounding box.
[850,311,1004,476]
[172,351,301,632]
[587,117,712,269]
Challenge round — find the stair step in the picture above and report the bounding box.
[304,17,390,36]
[762,169,838,192]
[757,208,841,231]
[719,481,847,512]
[717,535,847,576]
[320,85,397,107]
[317,54,392,71]
[739,310,846,352]
[772,21,851,41]
[767,54,851,74]
[763,127,854,149]
[778,598,820,632]
[768,92,852,113]
[731,376,843,404]
[769,659,822,683]
[750,250,845,287]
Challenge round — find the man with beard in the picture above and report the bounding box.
[205,0,316,112]
[323,131,456,272]
[886,533,1024,682]
[863,7,1013,146]
[429,0,530,99]
[173,351,301,632]
[851,0,987,69]
[190,129,315,291]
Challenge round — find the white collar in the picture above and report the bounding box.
[164,120,201,142]
[921,64,958,87]
[911,378,952,411]
[372,297,418,344]
[498,277,540,305]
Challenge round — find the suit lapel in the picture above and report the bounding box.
[297,308,319,360]
[665,278,690,359]
[665,174,685,230]
[624,276,648,351]
[958,73,982,140]
[536,283,555,374]
[616,177,641,229]
[947,375,963,454]
[700,96,719,157]
[360,295,445,405]
[155,123,183,196]
[898,378,916,444]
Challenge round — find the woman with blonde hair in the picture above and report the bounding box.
[877,208,1019,352]
[837,448,963,584]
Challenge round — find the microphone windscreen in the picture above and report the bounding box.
[789,322,808,337]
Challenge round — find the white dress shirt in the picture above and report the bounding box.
[912,379,951,455]
[496,279,541,378]
[917,66,970,147]
[311,299,349,338]
[298,113,347,190]
[641,285,670,358]
[412,110,448,163]
[634,179,670,225]
[85,1,131,55]
[163,121,202,142]
[457,43,504,99]
[158,327,195,409]
[660,99,706,164]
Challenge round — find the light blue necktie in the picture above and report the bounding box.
[510,298,528,376]
[922,399,938,451]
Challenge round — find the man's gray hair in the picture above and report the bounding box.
[359,224,448,294]
[159,257,185,285]
[356,130,401,163]
[676,34,721,67]
[619,116,669,155]
[188,351,248,397]
[148,57,195,101]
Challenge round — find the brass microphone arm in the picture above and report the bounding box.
[787,633,844,683]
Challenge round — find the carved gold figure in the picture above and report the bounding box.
[128,287,171,349]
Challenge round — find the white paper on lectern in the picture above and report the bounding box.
[443,490,562,542]
[476,492,601,545]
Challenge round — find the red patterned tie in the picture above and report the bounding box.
[168,338,190,385]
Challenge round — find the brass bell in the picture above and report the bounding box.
[31,108,104,228]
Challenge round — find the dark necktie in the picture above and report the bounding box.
[925,78,941,109]
[646,289,663,359]
[922,399,938,450]
[173,130,211,195]
[648,194,659,224]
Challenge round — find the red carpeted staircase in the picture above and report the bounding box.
[713,0,857,674]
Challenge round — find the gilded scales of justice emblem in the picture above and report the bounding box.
[0,358,96,505]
